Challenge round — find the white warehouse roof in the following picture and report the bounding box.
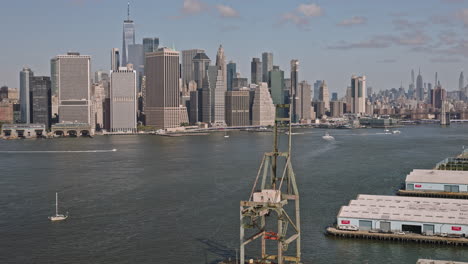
[406,169,468,185]
[338,195,468,226]
[417,260,468,264]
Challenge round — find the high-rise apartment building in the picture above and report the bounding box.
[225,89,250,127]
[330,101,344,117]
[227,61,236,91]
[31,76,51,128]
[252,83,275,126]
[251,58,262,85]
[192,52,211,90]
[350,75,366,114]
[182,49,205,88]
[145,48,188,129]
[19,67,33,123]
[128,44,144,91]
[110,66,137,132]
[111,48,120,71]
[122,3,135,66]
[262,52,273,83]
[52,52,91,124]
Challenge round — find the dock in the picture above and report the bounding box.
[326,227,468,246]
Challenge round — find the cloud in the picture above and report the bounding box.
[456,8,468,26]
[279,3,322,30]
[392,19,426,31]
[327,37,390,50]
[337,16,367,26]
[430,57,462,63]
[376,59,397,63]
[297,3,323,17]
[441,0,466,3]
[216,5,239,18]
[181,0,208,15]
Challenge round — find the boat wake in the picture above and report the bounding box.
[0,149,117,154]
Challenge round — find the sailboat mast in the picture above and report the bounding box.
[55,192,58,216]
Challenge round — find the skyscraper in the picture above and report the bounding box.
[350,75,366,114]
[298,80,312,122]
[290,60,300,122]
[459,71,465,97]
[216,45,227,90]
[416,69,424,101]
[110,65,137,132]
[182,49,205,87]
[52,52,91,124]
[192,52,211,90]
[319,80,330,110]
[227,61,236,91]
[31,76,52,128]
[251,58,262,85]
[262,52,273,83]
[252,83,275,126]
[122,2,135,66]
[269,66,285,105]
[143,38,159,54]
[225,89,250,127]
[19,67,33,123]
[111,48,120,71]
[313,80,323,101]
[201,65,226,126]
[128,43,144,91]
[331,92,338,101]
[145,48,188,129]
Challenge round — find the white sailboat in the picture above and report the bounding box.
[49,192,68,221]
[224,131,230,138]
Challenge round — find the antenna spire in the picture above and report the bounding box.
[127,2,130,20]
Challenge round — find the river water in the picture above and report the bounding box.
[1,125,468,264]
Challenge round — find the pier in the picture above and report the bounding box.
[326,227,468,246]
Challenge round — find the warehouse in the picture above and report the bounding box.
[405,169,468,193]
[417,260,468,264]
[337,195,468,236]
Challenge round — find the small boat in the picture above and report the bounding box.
[322,132,335,141]
[49,192,68,221]
[384,128,390,133]
[392,130,401,134]
[224,131,229,138]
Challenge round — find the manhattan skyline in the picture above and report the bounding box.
[2,0,468,94]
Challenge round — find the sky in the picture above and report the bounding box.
[2,0,468,96]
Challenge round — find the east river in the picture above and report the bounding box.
[1,125,468,263]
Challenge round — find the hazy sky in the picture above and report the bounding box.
[2,0,468,95]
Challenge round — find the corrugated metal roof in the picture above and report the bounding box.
[417,259,468,264]
[406,169,468,185]
[338,195,468,225]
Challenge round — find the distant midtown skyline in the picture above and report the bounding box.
[2,0,468,94]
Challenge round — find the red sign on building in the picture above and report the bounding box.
[452,226,462,231]
[341,220,350,224]
[415,184,422,188]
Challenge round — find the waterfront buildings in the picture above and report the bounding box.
[225,89,250,126]
[182,49,205,88]
[110,66,137,132]
[251,58,262,85]
[52,52,91,125]
[145,48,188,129]
[405,169,468,193]
[19,67,33,123]
[227,61,236,91]
[111,48,120,71]
[350,75,366,114]
[262,52,273,83]
[31,76,51,128]
[337,195,468,236]
[330,101,344,118]
[122,3,135,66]
[0,103,13,123]
[252,83,275,126]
